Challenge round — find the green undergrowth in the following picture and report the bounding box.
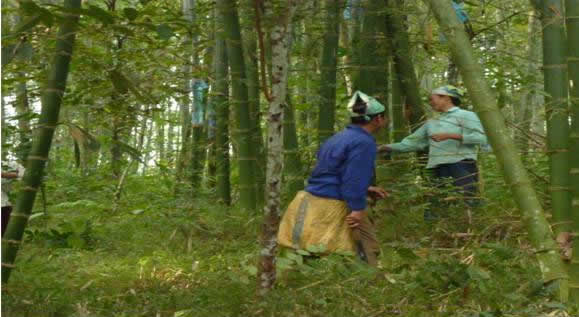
[2,156,575,316]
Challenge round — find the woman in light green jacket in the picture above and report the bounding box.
[380,85,488,220]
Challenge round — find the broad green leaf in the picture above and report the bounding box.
[245,265,257,275]
[395,247,420,261]
[86,5,115,25]
[123,8,139,21]
[156,24,174,40]
[467,265,491,280]
[67,234,86,249]
[296,249,310,256]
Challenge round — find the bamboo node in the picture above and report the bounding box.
[541,64,567,69]
[1,239,21,245]
[28,156,49,161]
[36,124,58,129]
[545,148,569,154]
[44,88,65,93]
[22,186,38,192]
[547,186,571,192]
[1,263,16,268]
[10,212,30,219]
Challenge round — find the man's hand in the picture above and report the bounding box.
[377,145,392,153]
[368,186,388,200]
[346,211,366,228]
[431,133,462,142]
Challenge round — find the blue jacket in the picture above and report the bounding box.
[306,125,376,211]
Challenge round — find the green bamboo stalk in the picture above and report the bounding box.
[537,0,571,233]
[566,0,579,302]
[318,0,340,144]
[243,31,265,207]
[214,12,231,206]
[354,0,388,101]
[385,0,425,130]
[426,0,569,301]
[391,62,407,143]
[216,0,256,210]
[283,94,303,203]
[2,0,82,284]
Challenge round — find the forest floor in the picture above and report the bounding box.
[1,155,576,317]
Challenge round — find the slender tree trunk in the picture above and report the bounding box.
[156,108,166,162]
[354,0,388,102]
[391,63,407,143]
[426,0,569,301]
[518,10,542,158]
[385,0,425,130]
[242,1,266,207]
[258,0,296,294]
[2,0,81,284]
[214,13,231,205]
[283,91,303,203]
[1,96,8,160]
[14,80,32,164]
[167,109,176,165]
[175,0,196,194]
[318,0,341,145]
[216,0,257,210]
[566,0,579,303]
[534,0,571,233]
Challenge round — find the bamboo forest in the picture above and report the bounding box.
[2,0,579,316]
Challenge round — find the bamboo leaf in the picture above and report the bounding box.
[109,70,150,103]
[66,123,100,152]
[156,24,174,40]
[112,140,143,163]
[123,8,139,21]
[85,5,115,25]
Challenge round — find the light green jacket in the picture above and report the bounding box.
[388,107,487,168]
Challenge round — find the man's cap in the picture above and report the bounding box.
[431,85,465,99]
[347,91,386,120]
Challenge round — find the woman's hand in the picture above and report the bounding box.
[368,186,389,200]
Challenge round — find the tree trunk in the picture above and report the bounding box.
[216,0,257,211]
[385,0,425,130]
[391,62,407,143]
[426,0,569,301]
[175,0,196,194]
[535,0,571,233]
[14,80,32,164]
[517,10,542,158]
[258,0,295,295]
[317,0,341,145]
[354,0,388,102]
[283,92,303,203]
[2,0,81,284]
[241,1,266,207]
[566,0,579,303]
[156,108,166,162]
[214,11,231,206]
